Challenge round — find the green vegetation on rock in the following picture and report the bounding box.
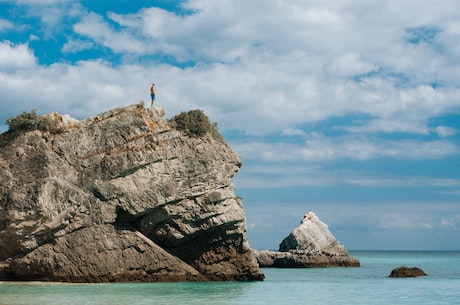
[168,109,225,143]
[6,109,63,133]
[6,109,40,131]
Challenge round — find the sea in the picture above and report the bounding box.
[0,251,459,305]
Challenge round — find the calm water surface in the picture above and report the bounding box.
[1,251,459,305]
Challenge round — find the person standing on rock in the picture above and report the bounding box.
[150,83,156,107]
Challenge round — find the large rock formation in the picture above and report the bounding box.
[254,211,360,267]
[0,103,264,282]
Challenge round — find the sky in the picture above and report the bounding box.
[1,0,459,250]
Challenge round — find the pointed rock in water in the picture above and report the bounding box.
[279,211,348,255]
[0,103,263,282]
[254,211,360,268]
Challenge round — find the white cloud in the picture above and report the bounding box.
[318,201,460,231]
[440,214,460,229]
[281,128,307,137]
[380,214,434,230]
[327,53,377,77]
[235,158,460,189]
[12,0,84,39]
[73,13,146,53]
[61,38,93,53]
[0,19,14,31]
[16,0,73,4]
[28,34,39,41]
[0,41,36,69]
[232,135,459,163]
[433,126,457,138]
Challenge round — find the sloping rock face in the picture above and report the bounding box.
[0,103,263,282]
[255,211,359,267]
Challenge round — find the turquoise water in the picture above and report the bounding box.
[1,251,459,305]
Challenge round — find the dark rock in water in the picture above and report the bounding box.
[254,211,360,268]
[389,266,427,278]
[0,103,263,282]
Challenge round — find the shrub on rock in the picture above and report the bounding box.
[168,109,224,142]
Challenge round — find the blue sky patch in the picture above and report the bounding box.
[405,26,441,44]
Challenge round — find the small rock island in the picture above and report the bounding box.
[254,211,360,267]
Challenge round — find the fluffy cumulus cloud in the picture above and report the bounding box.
[0,41,36,69]
[72,13,147,54]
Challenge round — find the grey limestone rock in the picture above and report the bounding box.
[0,103,263,282]
[279,211,349,255]
[254,211,360,268]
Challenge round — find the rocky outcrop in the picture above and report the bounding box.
[0,103,264,282]
[279,211,349,255]
[254,249,359,268]
[389,266,427,278]
[255,211,360,268]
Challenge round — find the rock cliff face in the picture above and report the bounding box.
[0,103,264,282]
[254,211,360,268]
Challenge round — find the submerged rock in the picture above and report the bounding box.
[0,103,263,282]
[254,211,360,268]
[389,266,427,278]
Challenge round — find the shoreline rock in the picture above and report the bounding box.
[0,103,263,282]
